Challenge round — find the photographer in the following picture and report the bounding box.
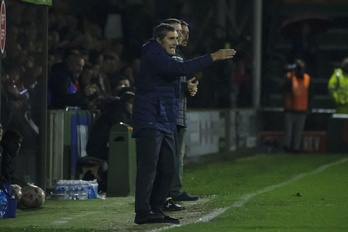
[282,59,311,153]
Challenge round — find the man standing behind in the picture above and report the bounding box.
[162,19,199,210]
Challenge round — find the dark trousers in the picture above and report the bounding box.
[169,126,186,197]
[135,128,176,214]
[284,112,306,152]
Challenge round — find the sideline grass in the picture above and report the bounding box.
[168,154,348,232]
[0,154,347,231]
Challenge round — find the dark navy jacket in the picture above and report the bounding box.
[48,62,88,109]
[132,39,213,137]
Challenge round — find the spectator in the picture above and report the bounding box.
[1,66,39,142]
[328,57,348,114]
[78,63,106,113]
[111,75,131,97]
[89,51,112,97]
[0,130,24,186]
[48,53,97,109]
[84,87,135,192]
[282,59,311,153]
[101,52,123,89]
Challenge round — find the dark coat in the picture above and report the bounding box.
[132,39,213,136]
[48,62,88,109]
[173,47,190,128]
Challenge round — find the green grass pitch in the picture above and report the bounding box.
[1,153,347,232]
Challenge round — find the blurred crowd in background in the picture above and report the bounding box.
[2,0,348,149]
[0,0,253,143]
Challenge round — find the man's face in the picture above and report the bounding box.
[170,23,182,45]
[69,58,85,79]
[181,25,189,47]
[114,79,131,96]
[157,31,179,55]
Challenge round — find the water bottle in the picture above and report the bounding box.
[78,181,88,200]
[0,189,8,218]
[54,180,69,200]
[87,180,99,199]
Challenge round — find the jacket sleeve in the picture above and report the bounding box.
[146,51,213,78]
[49,74,89,109]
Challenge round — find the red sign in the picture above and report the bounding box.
[0,0,6,54]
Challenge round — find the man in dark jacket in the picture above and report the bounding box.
[84,87,134,191]
[48,53,96,109]
[132,23,236,224]
[173,19,200,202]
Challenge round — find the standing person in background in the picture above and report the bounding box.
[282,59,311,153]
[84,87,135,192]
[161,18,185,212]
[161,19,199,213]
[132,23,236,224]
[328,57,348,114]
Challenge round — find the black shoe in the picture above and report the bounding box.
[160,214,180,224]
[164,198,185,211]
[134,211,164,224]
[172,192,199,201]
[152,210,180,224]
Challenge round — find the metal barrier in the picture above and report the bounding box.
[185,109,258,161]
[327,114,348,153]
[47,110,94,188]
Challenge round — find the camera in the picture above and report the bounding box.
[285,64,297,71]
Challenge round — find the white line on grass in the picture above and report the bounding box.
[150,157,348,232]
[52,213,95,225]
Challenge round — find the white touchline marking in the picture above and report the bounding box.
[53,221,69,224]
[151,157,348,232]
[52,212,95,225]
[197,207,229,222]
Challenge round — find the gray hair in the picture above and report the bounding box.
[153,23,176,40]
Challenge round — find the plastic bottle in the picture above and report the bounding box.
[0,189,8,218]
